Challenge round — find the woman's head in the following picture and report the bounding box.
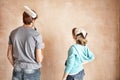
[73,28,88,46]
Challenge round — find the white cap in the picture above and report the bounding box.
[24,6,37,18]
[75,28,87,38]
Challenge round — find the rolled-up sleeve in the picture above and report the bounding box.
[65,47,76,74]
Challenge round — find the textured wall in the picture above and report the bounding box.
[0,0,119,80]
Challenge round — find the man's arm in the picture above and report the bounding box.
[36,48,43,64]
[7,45,14,66]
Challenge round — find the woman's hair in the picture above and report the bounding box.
[72,28,77,36]
[76,33,88,46]
[72,27,88,46]
[23,10,38,25]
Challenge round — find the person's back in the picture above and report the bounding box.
[62,28,95,80]
[65,44,94,75]
[7,6,44,80]
[10,26,43,69]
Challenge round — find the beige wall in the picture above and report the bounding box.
[0,0,119,80]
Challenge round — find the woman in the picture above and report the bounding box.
[62,28,95,80]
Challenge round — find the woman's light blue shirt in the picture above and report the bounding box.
[65,44,95,75]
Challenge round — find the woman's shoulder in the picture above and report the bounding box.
[71,44,85,47]
[70,44,77,48]
[68,44,75,51]
[69,44,80,51]
[69,44,88,50]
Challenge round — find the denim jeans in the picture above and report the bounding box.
[66,70,85,80]
[12,67,40,80]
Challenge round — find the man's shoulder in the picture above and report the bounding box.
[11,26,22,32]
[31,29,41,36]
[10,26,22,34]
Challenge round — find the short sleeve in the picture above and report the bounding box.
[8,33,13,45]
[35,35,44,49]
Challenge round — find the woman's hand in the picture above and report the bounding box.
[62,72,68,80]
[62,78,66,80]
[82,61,88,64]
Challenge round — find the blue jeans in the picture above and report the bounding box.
[12,67,40,80]
[66,70,85,80]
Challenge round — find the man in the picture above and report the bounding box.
[7,6,44,80]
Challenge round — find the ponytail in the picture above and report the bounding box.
[76,34,87,46]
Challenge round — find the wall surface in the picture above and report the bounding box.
[0,0,119,80]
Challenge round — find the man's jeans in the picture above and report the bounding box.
[66,69,85,80]
[12,67,40,80]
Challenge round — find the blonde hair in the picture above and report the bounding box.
[76,33,87,46]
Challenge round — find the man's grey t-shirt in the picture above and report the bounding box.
[9,26,44,69]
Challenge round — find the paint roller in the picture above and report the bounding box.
[24,6,37,18]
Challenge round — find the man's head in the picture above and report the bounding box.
[23,11,38,25]
[23,6,38,25]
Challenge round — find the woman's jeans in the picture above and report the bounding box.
[12,67,40,80]
[66,70,85,80]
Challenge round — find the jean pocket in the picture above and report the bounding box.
[14,67,22,72]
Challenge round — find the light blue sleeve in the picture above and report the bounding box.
[65,46,76,74]
[83,46,95,62]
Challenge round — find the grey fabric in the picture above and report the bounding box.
[9,26,44,69]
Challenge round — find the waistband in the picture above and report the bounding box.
[69,69,85,76]
[13,67,40,74]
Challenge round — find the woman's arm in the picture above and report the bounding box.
[62,72,68,80]
[62,46,76,80]
[82,46,95,62]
